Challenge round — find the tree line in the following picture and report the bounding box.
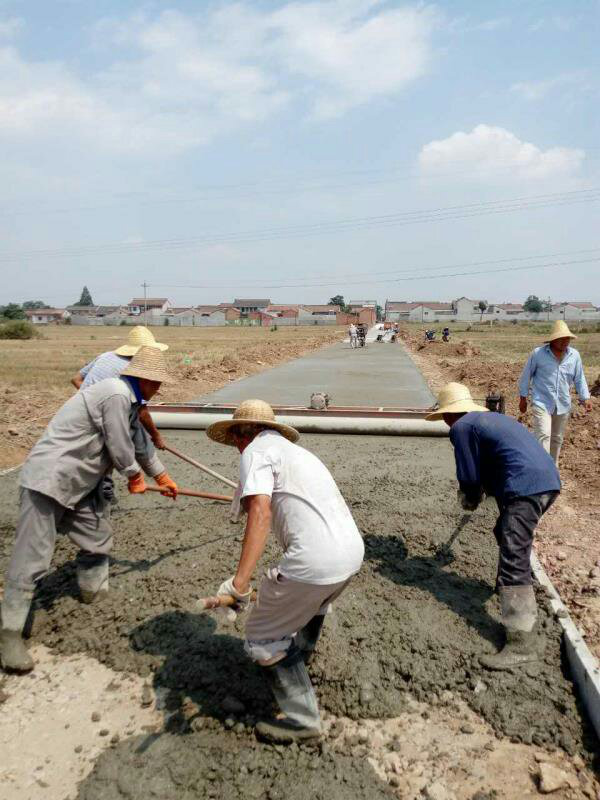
[0,287,94,320]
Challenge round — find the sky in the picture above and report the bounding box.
[0,0,599,309]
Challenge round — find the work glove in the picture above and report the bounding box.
[155,471,178,499]
[457,489,481,512]
[128,473,147,494]
[216,576,253,623]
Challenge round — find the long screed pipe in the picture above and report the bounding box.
[151,411,448,437]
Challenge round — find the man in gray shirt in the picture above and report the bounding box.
[1,347,177,673]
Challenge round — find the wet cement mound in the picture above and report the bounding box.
[77,727,394,800]
[0,434,597,756]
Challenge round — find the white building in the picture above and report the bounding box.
[25,308,68,324]
[127,297,171,318]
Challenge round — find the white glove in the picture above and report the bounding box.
[457,489,480,511]
[216,576,253,622]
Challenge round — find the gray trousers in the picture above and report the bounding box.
[5,488,113,592]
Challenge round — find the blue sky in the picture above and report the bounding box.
[1,0,599,308]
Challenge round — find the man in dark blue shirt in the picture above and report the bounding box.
[427,383,560,671]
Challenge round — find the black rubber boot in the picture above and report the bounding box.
[480,585,538,671]
[256,645,321,744]
[1,585,34,673]
[295,614,325,663]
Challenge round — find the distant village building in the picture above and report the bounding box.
[25,308,68,325]
[385,299,600,323]
[127,298,171,318]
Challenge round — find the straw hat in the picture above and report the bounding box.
[206,399,299,446]
[120,345,173,384]
[425,382,488,421]
[545,319,577,343]
[115,326,168,356]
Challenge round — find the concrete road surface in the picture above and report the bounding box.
[196,340,434,408]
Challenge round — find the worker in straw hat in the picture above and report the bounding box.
[1,347,178,674]
[71,325,168,452]
[206,399,364,744]
[518,319,591,465]
[427,383,560,670]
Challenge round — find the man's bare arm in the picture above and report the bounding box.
[71,372,84,390]
[234,494,272,593]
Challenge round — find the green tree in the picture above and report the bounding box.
[523,295,544,313]
[478,300,488,321]
[74,286,94,306]
[0,303,25,319]
[23,300,50,309]
[328,294,345,308]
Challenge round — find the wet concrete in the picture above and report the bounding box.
[195,341,434,407]
[0,433,595,762]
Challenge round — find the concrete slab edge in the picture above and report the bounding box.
[531,550,600,740]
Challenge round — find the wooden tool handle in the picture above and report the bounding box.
[144,485,233,503]
[164,445,238,489]
[196,591,257,610]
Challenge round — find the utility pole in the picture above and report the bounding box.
[142,281,149,326]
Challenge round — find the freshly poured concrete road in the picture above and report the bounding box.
[196,341,434,408]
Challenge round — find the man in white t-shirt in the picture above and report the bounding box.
[348,322,358,349]
[207,399,364,744]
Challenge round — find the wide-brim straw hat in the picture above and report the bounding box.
[120,345,173,384]
[426,382,489,421]
[545,320,577,342]
[207,399,299,446]
[115,325,169,356]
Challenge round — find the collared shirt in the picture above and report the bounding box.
[237,430,364,585]
[518,344,590,415]
[20,378,164,509]
[80,351,130,388]
[449,412,560,503]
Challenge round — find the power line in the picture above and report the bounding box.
[151,254,600,290]
[3,153,598,218]
[0,187,598,263]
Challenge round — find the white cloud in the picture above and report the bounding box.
[0,3,436,157]
[418,124,584,180]
[510,72,589,102]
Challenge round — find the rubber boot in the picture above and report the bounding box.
[76,554,109,605]
[294,614,325,664]
[480,585,538,671]
[256,645,322,744]
[0,585,34,673]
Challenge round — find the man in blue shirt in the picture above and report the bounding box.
[518,320,591,465]
[427,383,560,671]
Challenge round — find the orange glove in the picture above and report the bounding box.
[155,471,178,499]
[128,473,147,494]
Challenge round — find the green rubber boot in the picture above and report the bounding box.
[256,645,321,744]
[480,585,538,671]
[1,585,34,673]
[76,555,109,605]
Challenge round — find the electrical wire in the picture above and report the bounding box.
[1,187,598,263]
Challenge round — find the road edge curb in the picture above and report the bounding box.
[532,550,600,740]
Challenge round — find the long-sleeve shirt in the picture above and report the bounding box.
[20,378,164,509]
[449,411,560,503]
[518,344,590,415]
[80,351,130,388]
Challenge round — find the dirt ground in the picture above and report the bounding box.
[1,432,599,799]
[0,324,343,469]
[397,324,600,663]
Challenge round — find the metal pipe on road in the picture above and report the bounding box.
[151,410,448,437]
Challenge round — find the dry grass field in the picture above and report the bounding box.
[0,324,344,469]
